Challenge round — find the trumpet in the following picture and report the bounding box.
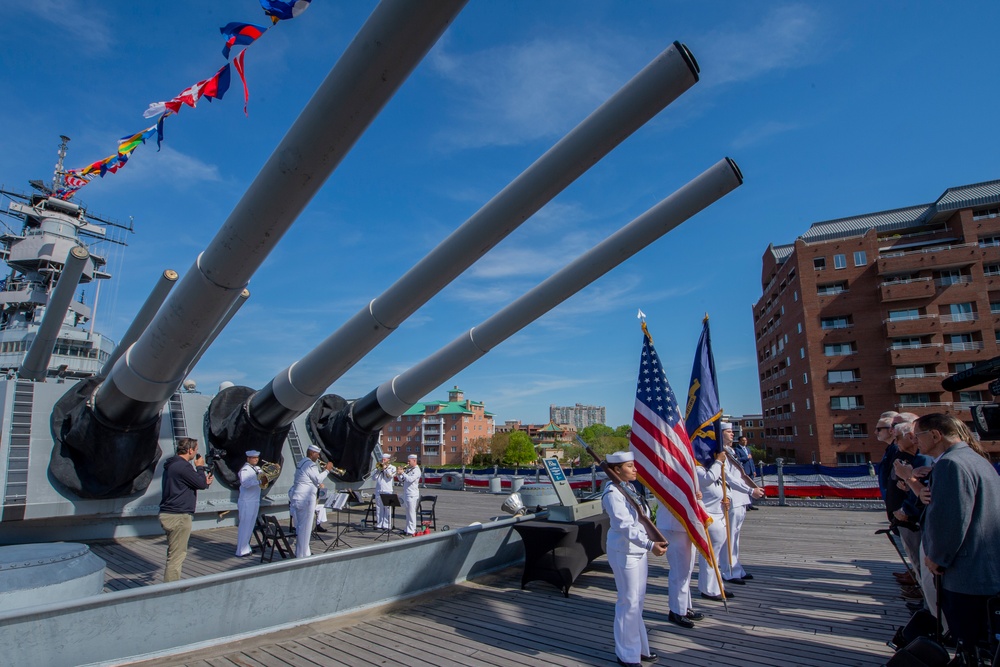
[375,460,398,472]
[318,459,347,477]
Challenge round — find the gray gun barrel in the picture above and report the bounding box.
[20,245,90,381]
[250,40,702,429]
[100,269,178,377]
[352,158,743,430]
[49,0,468,499]
[92,0,468,428]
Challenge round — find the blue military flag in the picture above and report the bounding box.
[685,315,722,467]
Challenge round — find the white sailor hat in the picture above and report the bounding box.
[719,422,733,431]
[245,450,261,457]
[381,453,391,459]
[407,454,418,460]
[606,451,634,464]
[307,444,322,453]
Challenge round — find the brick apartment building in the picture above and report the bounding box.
[754,179,1000,464]
[380,386,494,466]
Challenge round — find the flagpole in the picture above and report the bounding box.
[721,464,734,574]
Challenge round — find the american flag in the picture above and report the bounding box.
[630,322,713,559]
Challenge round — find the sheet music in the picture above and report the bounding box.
[327,492,349,510]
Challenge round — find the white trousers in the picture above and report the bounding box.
[666,528,696,615]
[235,497,259,556]
[607,548,650,664]
[402,493,419,534]
[289,491,316,558]
[375,492,392,529]
[698,512,727,596]
[721,504,747,579]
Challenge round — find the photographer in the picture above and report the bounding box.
[159,437,213,582]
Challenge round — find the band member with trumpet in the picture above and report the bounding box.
[398,454,421,536]
[601,451,666,667]
[235,449,263,557]
[374,453,397,530]
[289,444,334,557]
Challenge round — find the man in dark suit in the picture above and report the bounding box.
[916,413,1000,654]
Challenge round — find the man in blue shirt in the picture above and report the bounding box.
[159,437,213,582]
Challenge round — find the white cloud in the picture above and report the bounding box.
[22,1,113,52]
[429,36,633,149]
[695,5,827,87]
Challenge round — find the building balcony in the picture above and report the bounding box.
[892,373,949,394]
[878,243,981,275]
[894,401,980,416]
[879,277,934,302]
[883,315,938,337]
[887,343,943,364]
[943,341,985,353]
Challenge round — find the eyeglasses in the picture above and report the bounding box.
[875,426,890,431]
[913,430,930,437]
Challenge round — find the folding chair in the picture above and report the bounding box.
[416,495,438,531]
[258,515,293,563]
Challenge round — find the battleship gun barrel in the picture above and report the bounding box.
[100,270,178,377]
[249,41,702,429]
[352,159,743,431]
[20,245,90,381]
[93,0,468,428]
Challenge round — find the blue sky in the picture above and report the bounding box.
[2,1,999,428]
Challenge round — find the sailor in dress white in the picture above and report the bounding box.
[374,453,397,529]
[398,454,421,535]
[288,445,333,557]
[235,449,262,557]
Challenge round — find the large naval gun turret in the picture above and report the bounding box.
[0,0,742,544]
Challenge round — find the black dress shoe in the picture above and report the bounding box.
[747,505,759,510]
[314,525,328,533]
[700,592,728,601]
[668,611,694,628]
[686,609,704,621]
[641,652,658,663]
[723,577,746,585]
[741,573,754,581]
[616,658,641,667]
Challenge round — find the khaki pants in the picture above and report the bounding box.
[159,512,193,582]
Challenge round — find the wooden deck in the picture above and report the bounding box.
[102,492,910,667]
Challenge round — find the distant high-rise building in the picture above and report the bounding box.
[754,179,1000,465]
[549,403,606,430]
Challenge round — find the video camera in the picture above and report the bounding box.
[197,449,225,475]
[941,355,1000,439]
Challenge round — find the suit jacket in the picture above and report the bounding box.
[923,442,1000,595]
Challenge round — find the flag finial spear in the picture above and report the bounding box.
[703,312,709,324]
[637,309,652,344]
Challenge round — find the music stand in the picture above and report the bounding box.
[376,493,401,541]
[324,492,352,552]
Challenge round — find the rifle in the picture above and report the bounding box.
[583,441,667,544]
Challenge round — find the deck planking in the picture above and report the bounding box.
[114,493,912,667]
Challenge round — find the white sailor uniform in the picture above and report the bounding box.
[236,462,262,556]
[374,463,397,529]
[721,448,756,581]
[602,482,655,665]
[289,457,329,557]
[656,498,696,616]
[696,458,728,597]
[398,464,421,534]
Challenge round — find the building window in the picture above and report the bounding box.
[797,322,802,334]
[888,308,920,321]
[833,424,866,438]
[803,373,808,385]
[817,282,847,296]
[900,393,932,405]
[820,316,851,329]
[984,264,1000,276]
[959,391,985,403]
[895,366,926,377]
[814,257,826,270]
[979,235,1000,247]
[974,208,1000,220]
[991,302,1000,314]
[824,342,857,356]
[831,396,864,409]
[891,337,923,349]
[833,254,847,269]
[947,302,976,321]
[935,269,965,285]
[828,369,860,383]
[836,452,869,465]
[793,290,798,302]
[800,347,805,359]
[853,250,867,266]
[805,398,811,410]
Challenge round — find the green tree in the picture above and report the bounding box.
[504,430,538,465]
[578,423,628,459]
[613,424,631,439]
